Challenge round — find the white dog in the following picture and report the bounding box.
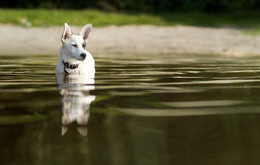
[55,23,95,74]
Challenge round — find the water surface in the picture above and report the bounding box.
[1,54,260,165]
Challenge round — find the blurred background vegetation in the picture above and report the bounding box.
[0,0,259,12]
[0,0,259,34]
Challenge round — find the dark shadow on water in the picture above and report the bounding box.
[2,54,260,165]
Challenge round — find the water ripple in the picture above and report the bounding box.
[1,54,260,117]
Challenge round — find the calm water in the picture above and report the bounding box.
[1,54,260,165]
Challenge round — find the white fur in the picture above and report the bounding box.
[55,23,95,74]
[56,73,96,136]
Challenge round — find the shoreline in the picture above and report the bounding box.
[0,24,259,56]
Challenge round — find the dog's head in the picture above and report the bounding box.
[60,23,92,62]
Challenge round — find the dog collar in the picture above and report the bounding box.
[63,61,79,73]
[63,61,79,69]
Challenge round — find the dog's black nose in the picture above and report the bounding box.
[80,53,86,59]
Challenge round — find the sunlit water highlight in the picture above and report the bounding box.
[1,54,260,165]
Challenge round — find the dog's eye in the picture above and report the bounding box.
[82,43,86,48]
[72,44,78,48]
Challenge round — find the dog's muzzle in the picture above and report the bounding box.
[80,53,87,60]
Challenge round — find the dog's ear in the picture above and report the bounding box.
[80,23,92,41]
[61,126,68,136]
[61,23,72,43]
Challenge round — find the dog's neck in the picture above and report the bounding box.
[63,61,79,69]
[63,61,80,74]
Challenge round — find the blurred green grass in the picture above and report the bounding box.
[0,9,259,34]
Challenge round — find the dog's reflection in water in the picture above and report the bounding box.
[56,73,95,136]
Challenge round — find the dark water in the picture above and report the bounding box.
[1,54,260,165]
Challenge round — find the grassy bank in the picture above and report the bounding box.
[0,9,259,34]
